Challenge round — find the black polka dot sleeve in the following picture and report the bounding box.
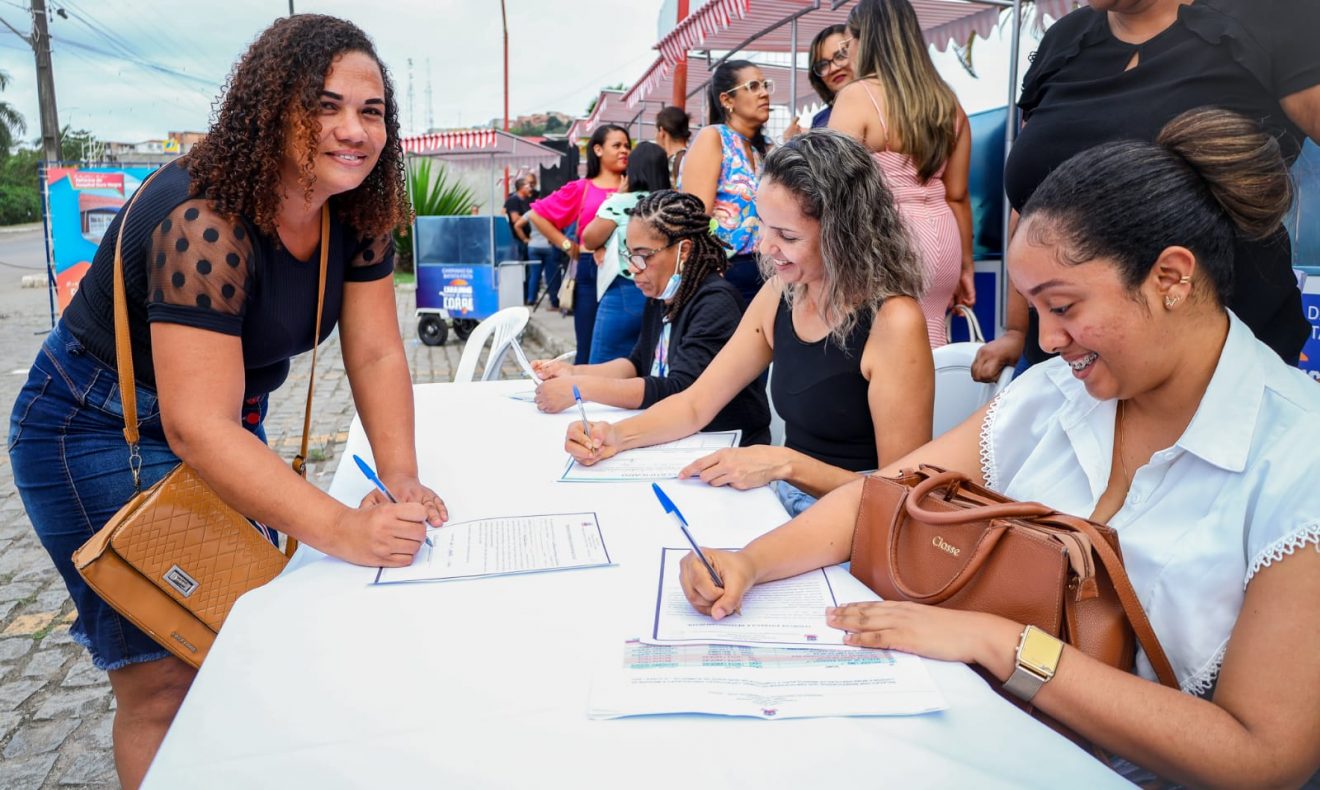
[144,199,256,336]
[345,231,395,282]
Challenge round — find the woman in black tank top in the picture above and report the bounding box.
[564,130,934,513]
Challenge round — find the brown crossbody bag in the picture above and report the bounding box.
[72,169,328,668]
[851,465,1178,742]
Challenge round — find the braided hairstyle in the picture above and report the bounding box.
[629,190,732,321]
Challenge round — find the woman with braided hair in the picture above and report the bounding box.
[565,130,933,513]
[534,190,771,446]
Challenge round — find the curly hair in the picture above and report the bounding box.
[759,128,923,346]
[187,14,408,239]
[629,190,731,322]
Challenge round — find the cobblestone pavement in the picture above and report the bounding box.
[0,280,549,789]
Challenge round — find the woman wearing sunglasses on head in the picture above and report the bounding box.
[533,190,770,445]
[784,24,855,141]
[830,0,974,348]
[680,60,773,308]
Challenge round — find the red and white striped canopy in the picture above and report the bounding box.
[654,0,1008,70]
[398,129,563,170]
[624,55,819,116]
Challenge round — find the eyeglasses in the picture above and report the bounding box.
[723,78,775,97]
[627,240,677,271]
[811,37,853,77]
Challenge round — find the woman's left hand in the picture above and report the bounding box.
[953,268,976,308]
[827,601,1019,674]
[362,473,448,526]
[534,377,578,413]
[679,446,790,490]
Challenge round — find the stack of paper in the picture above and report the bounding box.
[589,548,947,719]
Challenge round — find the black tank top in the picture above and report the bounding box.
[770,295,877,472]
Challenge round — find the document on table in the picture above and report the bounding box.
[373,513,611,584]
[589,640,946,719]
[559,431,741,482]
[644,547,850,649]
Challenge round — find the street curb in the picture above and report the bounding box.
[523,317,572,358]
[0,222,42,235]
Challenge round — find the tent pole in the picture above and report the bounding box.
[789,19,799,129]
[1000,0,1023,331]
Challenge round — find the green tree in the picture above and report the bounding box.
[0,69,28,156]
[392,157,478,273]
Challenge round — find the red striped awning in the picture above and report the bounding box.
[654,0,1008,70]
[398,129,563,171]
[400,129,498,154]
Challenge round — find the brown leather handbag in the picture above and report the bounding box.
[72,174,329,668]
[851,466,1178,691]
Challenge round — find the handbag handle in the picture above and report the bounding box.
[887,520,1012,603]
[945,304,985,344]
[112,164,326,558]
[905,469,1055,524]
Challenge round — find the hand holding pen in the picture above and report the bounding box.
[654,483,752,621]
[353,454,445,535]
[564,417,620,465]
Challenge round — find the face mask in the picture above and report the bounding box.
[657,243,686,301]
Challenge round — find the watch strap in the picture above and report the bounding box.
[1004,663,1049,702]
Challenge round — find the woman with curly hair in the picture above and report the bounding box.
[533,190,771,446]
[8,15,442,786]
[565,130,933,515]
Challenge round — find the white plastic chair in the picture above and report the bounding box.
[931,342,1014,439]
[453,306,530,383]
[766,363,786,446]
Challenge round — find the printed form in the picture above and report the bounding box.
[589,641,946,719]
[559,431,741,482]
[373,513,611,584]
[645,547,851,648]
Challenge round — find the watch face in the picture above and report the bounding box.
[1019,628,1064,674]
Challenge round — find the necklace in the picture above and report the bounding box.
[1115,399,1132,486]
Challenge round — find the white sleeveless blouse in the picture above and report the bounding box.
[980,313,1320,694]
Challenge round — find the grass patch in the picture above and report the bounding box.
[31,622,56,641]
[393,271,416,286]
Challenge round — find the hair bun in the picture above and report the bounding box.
[1155,108,1292,241]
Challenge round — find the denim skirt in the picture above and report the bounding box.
[7,322,267,670]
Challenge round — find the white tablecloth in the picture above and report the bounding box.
[144,380,1127,789]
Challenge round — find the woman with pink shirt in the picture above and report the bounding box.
[525,124,630,363]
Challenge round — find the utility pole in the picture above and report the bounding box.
[30,0,62,162]
[671,0,690,110]
[288,1,295,14]
[500,0,509,196]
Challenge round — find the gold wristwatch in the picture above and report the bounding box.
[1003,625,1064,702]
[559,238,573,253]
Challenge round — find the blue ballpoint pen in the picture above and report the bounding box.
[352,454,432,547]
[651,483,724,589]
[571,384,593,452]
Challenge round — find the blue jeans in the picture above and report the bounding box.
[527,245,562,307]
[725,253,765,308]
[8,322,268,671]
[774,480,819,517]
[589,277,647,364]
[572,253,598,364]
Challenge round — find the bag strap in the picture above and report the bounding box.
[1040,514,1180,689]
[112,168,327,559]
[944,304,985,344]
[906,469,1054,524]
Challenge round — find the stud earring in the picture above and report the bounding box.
[1164,295,1181,309]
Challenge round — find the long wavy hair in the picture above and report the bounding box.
[848,0,958,183]
[759,129,923,345]
[187,14,409,238]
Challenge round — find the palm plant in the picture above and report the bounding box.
[0,70,28,156]
[393,157,478,273]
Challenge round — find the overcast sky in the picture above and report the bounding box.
[0,0,668,143]
[0,0,1031,145]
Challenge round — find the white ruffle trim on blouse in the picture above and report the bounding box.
[1180,642,1227,697]
[1244,521,1320,588]
[979,394,1004,491]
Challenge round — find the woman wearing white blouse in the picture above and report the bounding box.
[678,108,1320,787]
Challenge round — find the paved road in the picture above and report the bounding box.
[0,255,549,788]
